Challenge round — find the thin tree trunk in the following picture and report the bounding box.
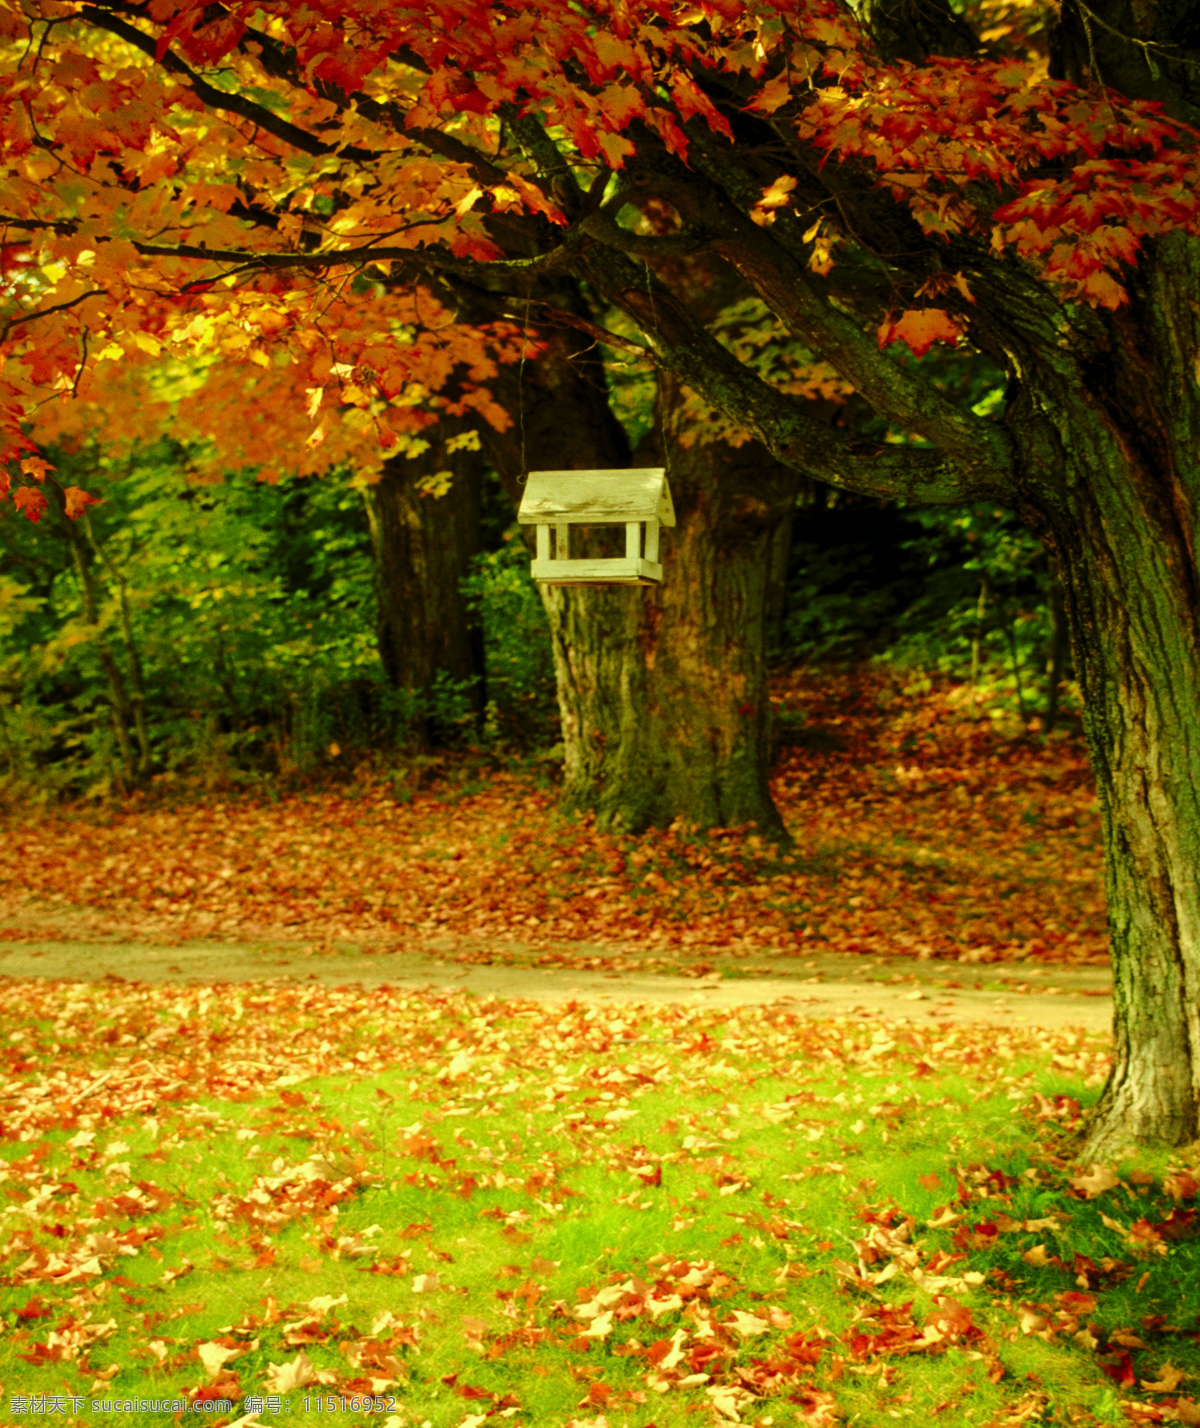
[84,519,152,776]
[0,702,17,782]
[365,415,486,747]
[62,515,137,788]
[970,579,988,688]
[764,498,796,659]
[1044,572,1067,734]
[1003,616,1029,728]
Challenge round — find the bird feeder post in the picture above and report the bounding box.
[517,468,676,587]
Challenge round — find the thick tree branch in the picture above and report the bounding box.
[591,157,1012,481]
[578,245,1014,503]
[501,107,587,219]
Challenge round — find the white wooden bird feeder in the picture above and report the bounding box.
[517,467,675,585]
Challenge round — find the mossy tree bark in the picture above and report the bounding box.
[540,380,800,841]
[998,234,1200,1155]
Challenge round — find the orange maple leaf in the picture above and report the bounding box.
[877,308,965,358]
[63,486,103,520]
[12,485,49,523]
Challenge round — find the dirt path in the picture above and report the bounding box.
[0,933,1114,1032]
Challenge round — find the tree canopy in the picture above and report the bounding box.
[1,0,1198,517]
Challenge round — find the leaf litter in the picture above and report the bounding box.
[1,670,1107,970]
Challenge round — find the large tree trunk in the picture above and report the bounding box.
[541,378,799,840]
[364,416,486,746]
[1009,233,1200,1155]
[480,276,803,841]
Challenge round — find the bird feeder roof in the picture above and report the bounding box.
[517,467,675,527]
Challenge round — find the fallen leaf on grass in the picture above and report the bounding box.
[261,1349,335,1391]
[1142,1364,1187,1392]
[197,1341,244,1379]
[1163,1172,1199,1201]
[707,1384,756,1422]
[724,1310,771,1339]
[1072,1164,1120,1198]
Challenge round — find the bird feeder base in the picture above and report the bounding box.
[530,556,663,584]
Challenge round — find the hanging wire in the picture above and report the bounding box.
[643,260,670,477]
[516,284,532,484]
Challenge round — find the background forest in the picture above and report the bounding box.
[0,407,1073,804]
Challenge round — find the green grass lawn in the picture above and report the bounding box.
[0,978,1195,1428]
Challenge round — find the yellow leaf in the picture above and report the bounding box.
[1141,1362,1186,1393]
[197,1341,242,1380]
[748,74,792,114]
[262,1350,329,1392]
[581,1310,613,1340]
[454,185,484,217]
[756,174,798,210]
[132,332,162,356]
[415,471,454,499]
[726,1310,770,1339]
[94,342,125,362]
[1071,1164,1120,1199]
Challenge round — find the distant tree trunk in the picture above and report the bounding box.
[83,518,153,775]
[1043,572,1067,734]
[61,510,141,788]
[970,579,988,689]
[764,497,796,659]
[364,416,486,746]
